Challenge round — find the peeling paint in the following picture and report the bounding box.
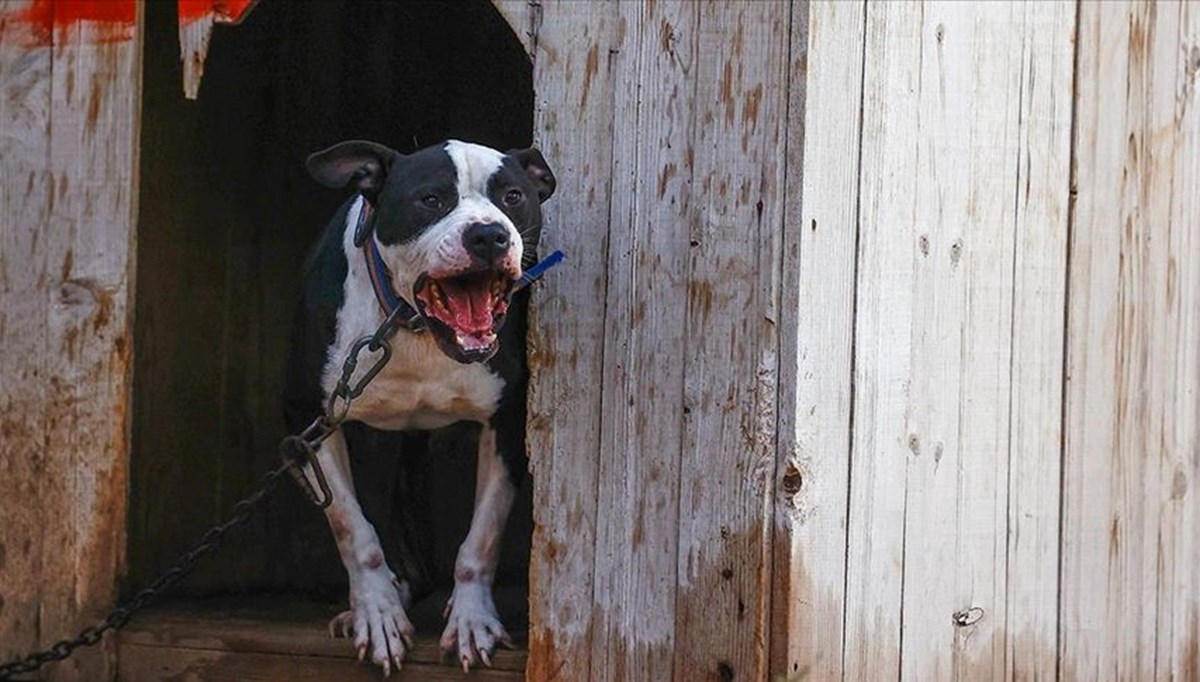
[2,0,135,46]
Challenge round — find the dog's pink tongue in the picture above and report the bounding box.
[441,280,494,332]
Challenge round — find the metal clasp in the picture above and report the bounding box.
[325,335,392,421]
[279,421,335,508]
[286,316,402,508]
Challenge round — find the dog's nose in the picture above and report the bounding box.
[462,223,511,264]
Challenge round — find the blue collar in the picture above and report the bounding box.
[359,201,426,332]
[356,197,565,336]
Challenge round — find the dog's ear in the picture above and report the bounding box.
[306,140,399,198]
[509,147,556,203]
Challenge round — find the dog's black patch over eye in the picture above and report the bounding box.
[503,189,524,207]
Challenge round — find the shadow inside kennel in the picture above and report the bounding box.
[128,1,535,675]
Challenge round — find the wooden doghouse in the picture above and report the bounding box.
[2,1,1199,680]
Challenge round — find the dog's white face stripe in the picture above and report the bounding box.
[445,140,505,194]
[384,141,524,299]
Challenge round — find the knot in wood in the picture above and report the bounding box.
[952,606,985,627]
[782,463,803,496]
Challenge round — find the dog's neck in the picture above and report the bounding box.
[359,203,426,334]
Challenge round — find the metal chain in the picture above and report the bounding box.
[0,312,407,681]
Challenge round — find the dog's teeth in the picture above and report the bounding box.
[431,283,453,318]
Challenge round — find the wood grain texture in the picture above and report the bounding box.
[1003,3,1075,679]
[498,2,795,679]
[493,2,619,680]
[0,1,141,680]
[842,4,926,675]
[588,2,694,678]
[1062,2,1200,679]
[118,646,521,682]
[0,0,54,663]
[772,2,862,679]
[672,2,788,679]
[845,3,1074,679]
[117,600,525,682]
[494,2,1200,681]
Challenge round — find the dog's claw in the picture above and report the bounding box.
[335,569,414,675]
[442,582,507,673]
[328,610,355,640]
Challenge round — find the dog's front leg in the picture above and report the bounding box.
[307,428,414,675]
[441,425,516,670]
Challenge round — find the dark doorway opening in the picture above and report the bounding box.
[130,0,534,655]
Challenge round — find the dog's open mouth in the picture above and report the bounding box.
[413,270,515,363]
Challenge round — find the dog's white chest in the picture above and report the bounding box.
[344,337,503,430]
[325,198,504,431]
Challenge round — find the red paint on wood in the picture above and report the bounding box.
[178,0,257,25]
[3,0,135,46]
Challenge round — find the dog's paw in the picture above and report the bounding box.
[329,570,415,676]
[440,581,512,671]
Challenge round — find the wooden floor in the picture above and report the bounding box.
[116,595,526,681]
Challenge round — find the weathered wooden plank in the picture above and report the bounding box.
[43,17,141,680]
[117,644,521,682]
[1062,2,1200,678]
[497,2,1200,681]
[492,1,620,680]
[0,0,54,665]
[500,2,799,678]
[117,600,526,672]
[846,3,1072,679]
[892,4,1016,678]
[672,2,788,680]
[842,4,925,675]
[177,0,257,99]
[0,1,141,680]
[1003,2,1074,679]
[588,1,695,679]
[1163,11,1200,682]
[772,1,862,679]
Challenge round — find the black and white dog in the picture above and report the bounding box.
[283,139,555,674]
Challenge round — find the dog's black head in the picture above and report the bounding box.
[307,140,556,363]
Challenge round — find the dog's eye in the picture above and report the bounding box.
[421,194,444,210]
[503,189,524,207]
